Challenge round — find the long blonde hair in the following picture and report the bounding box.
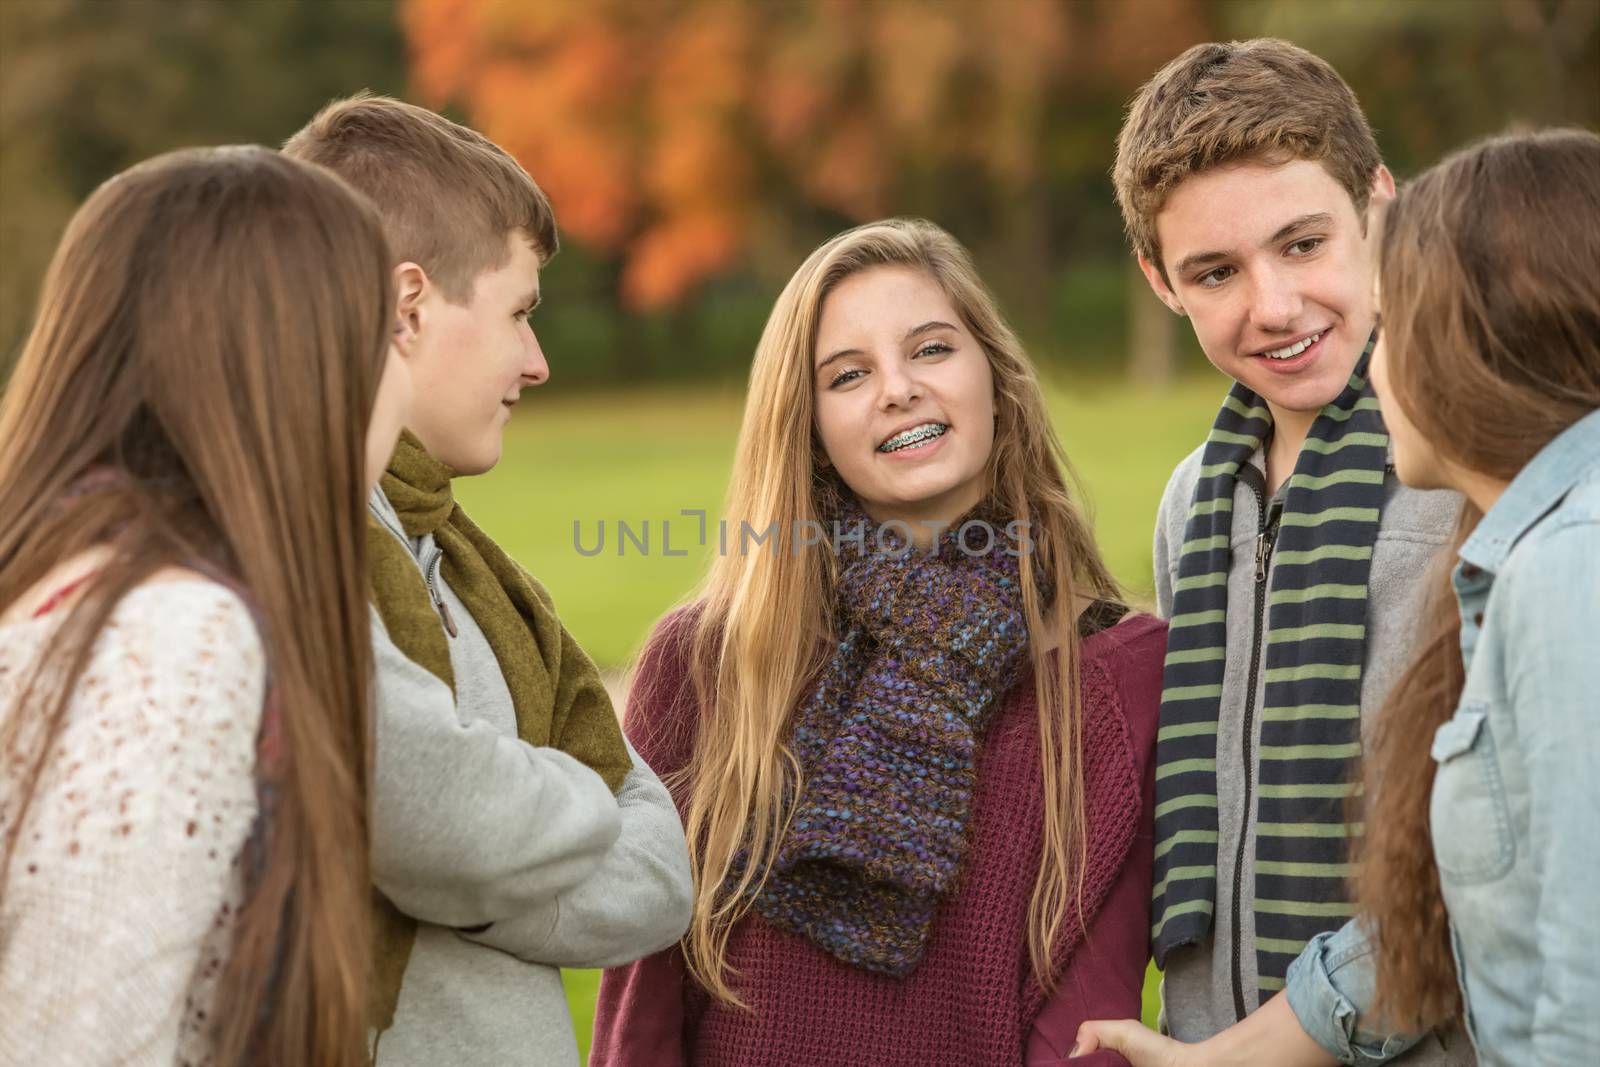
[0,146,391,1064]
[675,217,1122,1005]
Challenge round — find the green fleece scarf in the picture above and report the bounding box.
[367,430,631,1037]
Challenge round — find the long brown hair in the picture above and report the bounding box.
[1358,128,1600,1030]
[672,218,1123,1005]
[0,146,394,1064]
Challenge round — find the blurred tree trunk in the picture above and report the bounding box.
[1500,0,1600,126]
[1127,258,1176,387]
[0,0,406,367]
[993,180,1053,346]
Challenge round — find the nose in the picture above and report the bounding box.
[874,356,922,411]
[1248,264,1303,333]
[522,327,549,387]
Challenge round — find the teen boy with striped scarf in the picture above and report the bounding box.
[1112,40,1472,1062]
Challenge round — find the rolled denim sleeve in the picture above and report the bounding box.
[1284,921,1422,1065]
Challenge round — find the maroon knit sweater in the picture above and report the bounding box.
[593,609,1165,1067]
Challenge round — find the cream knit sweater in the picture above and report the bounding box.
[0,580,264,1067]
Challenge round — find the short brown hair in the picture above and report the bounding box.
[1113,39,1381,273]
[284,93,558,302]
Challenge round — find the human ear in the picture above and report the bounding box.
[1137,254,1186,316]
[812,436,833,470]
[1369,164,1397,208]
[392,262,429,351]
[1362,164,1398,244]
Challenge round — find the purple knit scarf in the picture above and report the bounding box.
[736,500,1041,977]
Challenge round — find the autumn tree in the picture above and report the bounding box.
[403,0,1210,328]
[4,1,1593,383]
[404,0,1597,383]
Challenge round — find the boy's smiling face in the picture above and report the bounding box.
[398,231,548,475]
[1142,158,1392,421]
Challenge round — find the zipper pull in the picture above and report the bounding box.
[435,595,459,638]
[423,551,458,638]
[1255,499,1284,583]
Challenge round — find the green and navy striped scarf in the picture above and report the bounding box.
[1151,342,1385,1003]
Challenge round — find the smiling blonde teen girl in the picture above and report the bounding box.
[594,219,1167,1067]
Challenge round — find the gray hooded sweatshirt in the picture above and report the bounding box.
[1153,444,1475,1064]
[367,487,692,1066]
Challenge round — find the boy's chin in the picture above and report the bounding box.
[445,436,503,477]
[1254,379,1346,417]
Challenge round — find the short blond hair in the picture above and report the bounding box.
[284,93,557,302]
[1113,39,1381,275]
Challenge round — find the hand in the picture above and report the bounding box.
[1071,1019,1197,1067]
[1073,996,1338,1067]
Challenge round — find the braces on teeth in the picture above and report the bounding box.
[879,423,948,453]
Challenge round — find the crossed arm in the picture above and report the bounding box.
[368,611,692,966]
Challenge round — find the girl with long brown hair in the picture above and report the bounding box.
[1074,128,1600,1067]
[0,146,411,1065]
[592,218,1168,1066]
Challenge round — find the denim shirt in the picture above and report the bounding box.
[1283,408,1600,1067]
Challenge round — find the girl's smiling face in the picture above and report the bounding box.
[811,266,996,533]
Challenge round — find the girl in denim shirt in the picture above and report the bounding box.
[1074,128,1600,1066]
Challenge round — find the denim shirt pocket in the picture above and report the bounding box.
[1429,704,1515,885]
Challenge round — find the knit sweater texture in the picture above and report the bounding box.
[0,581,264,1067]
[592,606,1166,1067]
[740,512,1037,976]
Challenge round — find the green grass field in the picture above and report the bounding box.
[454,374,1228,1060]
[457,375,1224,667]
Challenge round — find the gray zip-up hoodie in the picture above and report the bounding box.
[366,487,693,1066]
[1153,444,1475,1063]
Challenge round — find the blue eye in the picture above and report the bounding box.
[915,341,953,357]
[829,368,864,388]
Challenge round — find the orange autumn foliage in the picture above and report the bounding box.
[402,0,1208,310]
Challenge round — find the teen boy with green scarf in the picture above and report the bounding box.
[285,94,692,1067]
